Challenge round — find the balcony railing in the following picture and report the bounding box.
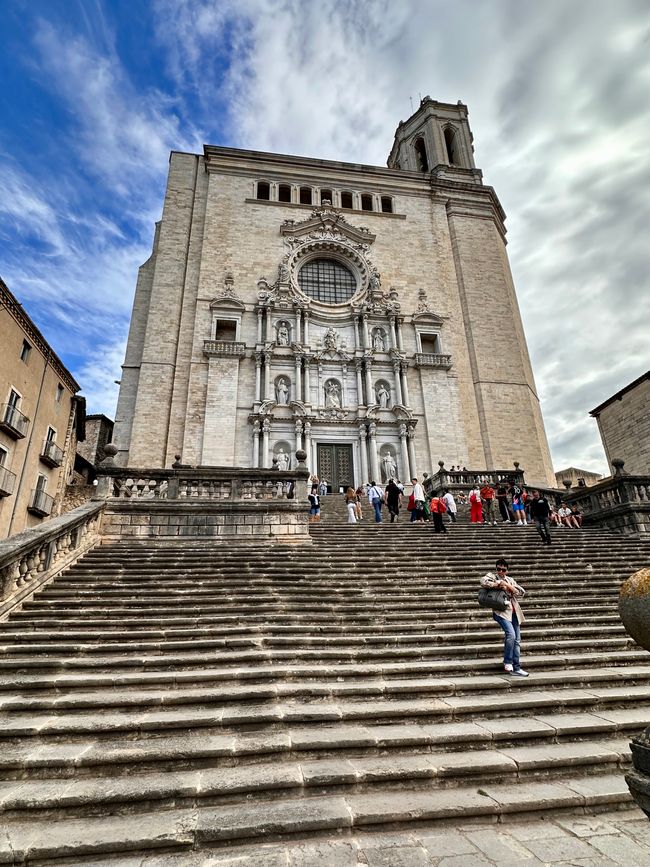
[40,438,64,468]
[0,466,16,497]
[0,404,29,439]
[203,340,247,358]
[414,352,452,369]
[27,488,55,518]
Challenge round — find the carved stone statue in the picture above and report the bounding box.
[275,377,290,405]
[277,323,290,346]
[324,328,338,350]
[376,382,390,408]
[276,448,290,471]
[381,450,397,482]
[325,380,341,408]
[373,330,385,352]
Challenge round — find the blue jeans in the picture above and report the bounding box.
[372,499,382,523]
[493,611,521,669]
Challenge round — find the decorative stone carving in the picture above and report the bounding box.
[275,448,290,471]
[275,377,290,405]
[276,321,290,346]
[324,379,342,408]
[372,328,386,352]
[323,328,338,350]
[376,381,391,409]
[380,448,398,482]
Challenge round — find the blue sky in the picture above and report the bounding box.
[1,0,649,474]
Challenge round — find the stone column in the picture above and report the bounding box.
[407,423,417,479]
[252,420,260,467]
[353,315,361,350]
[364,359,373,406]
[303,310,310,345]
[358,424,369,483]
[368,422,380,483]
[355,359,364,407]
[294,307,302,344]
[401,361,410,407]
[262,418,271,468]
[295,356,302,402]
[254,352,262,402]
[304,358,311,404]
[362,314,370,349]
[294,419,303,454]
[389,315,397,349]
[399,423,410,482]
[304,421,312,471]
[396,317,404,351]
[256,310,263,343]
[264,352,272,400]
[393,361,403,405]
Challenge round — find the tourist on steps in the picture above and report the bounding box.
[345,487,357,523]
[530,490,552,545]
[442,488,457,523]
[509,481,527,525]
[480,558,529,676]
[385,479,402,522]
[411,477,426,523]
[367,481,384,523]
[469,486,483,524]
[307,485,320,523]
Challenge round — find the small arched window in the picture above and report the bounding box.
[414,137,429,172]
[340,191,353,209]
[320,189,333,205]
[381,196,393,214]
[299,186,312,205]
[278,184,291,203]
[444,127,461,166]
[256,181,270,200]
[361,194,373,212]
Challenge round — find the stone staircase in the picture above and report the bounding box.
[0,495,648,863]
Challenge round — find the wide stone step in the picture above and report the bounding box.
[1,682,648,737]
[0,773,633,863]
[0,739,633,818]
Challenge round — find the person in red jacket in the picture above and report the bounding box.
[480,484,497,525]
[469,486,483,524]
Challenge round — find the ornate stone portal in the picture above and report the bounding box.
[247,204,417,487]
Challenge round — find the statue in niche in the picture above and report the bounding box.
[325,380,342,408]
[275,377,290,405]
[323,328,338,350]
[277,322,290,346]
[373,330,386,352]
[376,382,390,409]
[276,448,290,471]
[381,450,398,482]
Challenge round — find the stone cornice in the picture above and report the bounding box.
[0,277,80,394]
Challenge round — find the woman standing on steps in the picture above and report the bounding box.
[480,558,529,677]
[345,487,358,523]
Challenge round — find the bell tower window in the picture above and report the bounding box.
[340,191,353,209]
[320,189,333,205]
[361,194,373,212]
[256,181,270,200]
[381,196,393,214]
[299,187,313,205]
[278,184,291,203]
[414,137,429,172]
[444,127,461,166]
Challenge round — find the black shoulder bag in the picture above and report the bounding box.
[478,587,509,612]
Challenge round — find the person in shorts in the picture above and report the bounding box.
[307,485,321,522]
[509,482,527,525]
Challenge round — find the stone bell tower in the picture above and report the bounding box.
[387,96,479,182]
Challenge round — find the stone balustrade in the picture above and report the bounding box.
[0,501,104,615]
[202,339,247,357]
[424,464,526,497]
[413,352,452,369]
[565,462,650,535]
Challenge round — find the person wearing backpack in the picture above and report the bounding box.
[429,494,448,534]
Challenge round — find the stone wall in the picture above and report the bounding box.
[595,377,650,476]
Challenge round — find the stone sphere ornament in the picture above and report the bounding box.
[619,567,650,818]
[295,450,308,464]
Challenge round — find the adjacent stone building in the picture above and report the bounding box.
[555,467,603,489]
[114,98,555,489]
[590,371,650,476]
[0,277,81,538]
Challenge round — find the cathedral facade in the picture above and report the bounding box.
[113,98,555,489]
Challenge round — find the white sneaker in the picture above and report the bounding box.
[493,521,498,525]
[503,663,513,672]
[510,668,529,677]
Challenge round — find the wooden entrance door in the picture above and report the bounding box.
[317,444,353,492]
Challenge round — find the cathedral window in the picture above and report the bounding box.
[361,194,373,212]
[215,319,238,341]
[340,191,353,209]
[256,181,270,200]
[414,137,429,172]
[381,196,393,214]
[320,189,333,205]
[298,258,356,304]
[278,184,292,202]
[444,126,461,166]
[419,332,441,354]
[299,186,313,205]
